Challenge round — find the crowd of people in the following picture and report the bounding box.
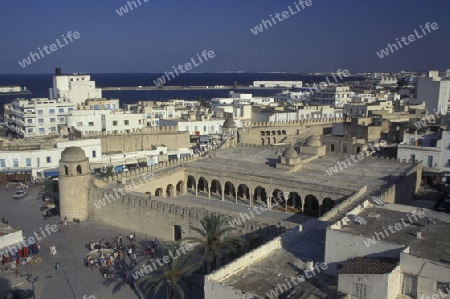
[83,232,166,283]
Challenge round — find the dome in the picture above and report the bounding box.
[223,118,237,128]
[282,146,298,159]
[306,135,322,147]
[61,146,87,163]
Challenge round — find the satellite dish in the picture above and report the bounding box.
[347,214,367,226]
[368,196,384,218]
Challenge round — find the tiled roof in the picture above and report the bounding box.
[339,257,398,274]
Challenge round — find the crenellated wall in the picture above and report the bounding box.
[88,189,289,242]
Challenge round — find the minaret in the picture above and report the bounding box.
[58,147,91,221]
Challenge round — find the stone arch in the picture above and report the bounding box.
[304,194,319,217]
[166,184,174,197]
[253,186,267,204]
[273,137,276,144]
[210,179,222,199]
[176,181,184,195]
[237,184,250,200]
[287,192,302,213]
[187,175,196,193]
[321,197,335,216]
[282,130,286,135]
[155,188,164,197]
[224,181,236,201]
[277,130,281,135]
[197,177,209,194]
[271,189,285,210]
[76,165,82,174]
[64,165,69,175]
[261,138,265,145]
[271,130,276,135]
[266,137,270,145]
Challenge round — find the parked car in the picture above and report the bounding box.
[43,208,59,219]
[13,190,27,199]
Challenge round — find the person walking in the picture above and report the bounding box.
[55,262,60,274]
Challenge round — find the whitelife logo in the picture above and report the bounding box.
[376,22,439,59]
[18,31,81,68]
[153,50,215,87]
[250,0,313,35]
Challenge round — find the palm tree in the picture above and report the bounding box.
[104,164,115,177]
[196,97,211,109]
[183,214,245,272]
[138,247,201,299]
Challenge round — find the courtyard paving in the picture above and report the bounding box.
[0,184,171,299]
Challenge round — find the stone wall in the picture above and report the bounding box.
[88,189,283,242]
[238,118,349,145]
[75,126,190,152]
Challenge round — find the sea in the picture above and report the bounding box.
[0,73,364,114]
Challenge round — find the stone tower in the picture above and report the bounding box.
[58,146,91,221]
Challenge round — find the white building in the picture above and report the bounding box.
[159,117,234,136]
[0,139,101,179]
[309,86,354,107]
[4,98,76,138]
[397,129,450,178]
[343,100,394,117]
[66,110,146,134]
[253,81,303,88]
[0,86,21,93]
[252,105,343,122]
[416,71,450,114]
[49,69,102,103]
[274,90,310,104]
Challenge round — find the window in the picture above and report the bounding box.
[50,118,56,122]
[92,150,96,158]
[0,159,5,167]
[27,119,32,123]
[58,108,64,113]
[50,127,56,132]
[112,121,118,126]
[77,122,83,127]
[194,126,198,132]
[138,120,142,125]
[185,126,189,131]
[26,158,31,167]
[27,128,33,133]
[38,118,44,123]
[88,122,94,127]
[411,154,416,162]
[147,113,151,118]
[203,126,207,132]
[46,157,51,163]
[124,120,129,125]
[37,110,43,115]
[49,109,55,114]
[343,145,348,154]
[174,225,182,241]
[402,273,417,298]
[356,146,361,154]
[330,144,335,152]
[39,128,45,133]
[59,117,65,122]
[12,159,18,167]
[37,158,40,167]
[68,108,74,112]
[428,155,433,167]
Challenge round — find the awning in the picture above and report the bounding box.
[0,169,31,173]
[422,171,439,177]
[44,169,59,177]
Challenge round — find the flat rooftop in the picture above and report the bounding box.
[220,219,330,298]
[186,147,414,198]
[338,206,450,263]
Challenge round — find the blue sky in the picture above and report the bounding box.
[0,0,449,73]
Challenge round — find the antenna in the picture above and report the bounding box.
[71,51,74,73]
[368,195,384,218]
